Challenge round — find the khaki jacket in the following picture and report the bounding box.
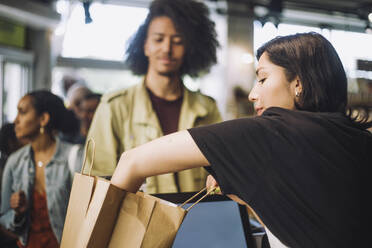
[85,81,222,193]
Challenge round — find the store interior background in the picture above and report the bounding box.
[0,0,371,124]
[0,1,371,247]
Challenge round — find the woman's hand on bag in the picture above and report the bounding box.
[10,191,28,216]
[206,175,221,194]
[206,175,248,206]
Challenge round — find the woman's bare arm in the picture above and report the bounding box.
[110,130,210,192]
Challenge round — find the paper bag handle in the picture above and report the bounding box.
[180,187,218,211]
[81,138,95,176]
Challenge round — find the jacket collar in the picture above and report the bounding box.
[132,80,161,126]
[178,86,208,130]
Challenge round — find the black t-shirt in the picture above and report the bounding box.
[188,107,372,248]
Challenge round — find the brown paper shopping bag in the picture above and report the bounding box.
[62,139,216,248]
[61,140,126,248]
[108,187,215,248]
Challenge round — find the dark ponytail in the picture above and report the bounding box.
[27,90,80,135]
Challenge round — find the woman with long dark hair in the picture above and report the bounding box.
[0,90,80,248]
[111,32,372,247]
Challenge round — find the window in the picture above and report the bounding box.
[59,2,148,61]
[0,47,32,124]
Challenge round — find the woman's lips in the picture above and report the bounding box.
[255,107,264,116]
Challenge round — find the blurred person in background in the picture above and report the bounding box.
[56,74,87,103]
[0,123,27,248]
[61,84,93,144]
[59,75,78,101]
[61,93,103,175]
[66,84,92,117]
[0,90,80,248]
[0,123,27,186]
[79,93,102,143]
[86,0,222,194]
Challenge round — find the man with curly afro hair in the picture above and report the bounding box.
[86,0,222,194]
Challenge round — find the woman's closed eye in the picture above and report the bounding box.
[258,78,266,84]
[154,38,163,43]
[17,108,26,115]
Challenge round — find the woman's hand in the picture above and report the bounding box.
[10,191,28,216]
[206,175,248,206]
[206,175,221,194]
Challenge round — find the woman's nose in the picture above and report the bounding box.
[248,84,258,103]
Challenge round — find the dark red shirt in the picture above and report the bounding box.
[147,88,184,192]
[147,88,183,135]
[17,191,59,248]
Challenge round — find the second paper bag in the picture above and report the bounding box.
[108,191,187,248]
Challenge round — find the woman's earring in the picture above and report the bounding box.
[40,126,44,134]
[295,91,300,97]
